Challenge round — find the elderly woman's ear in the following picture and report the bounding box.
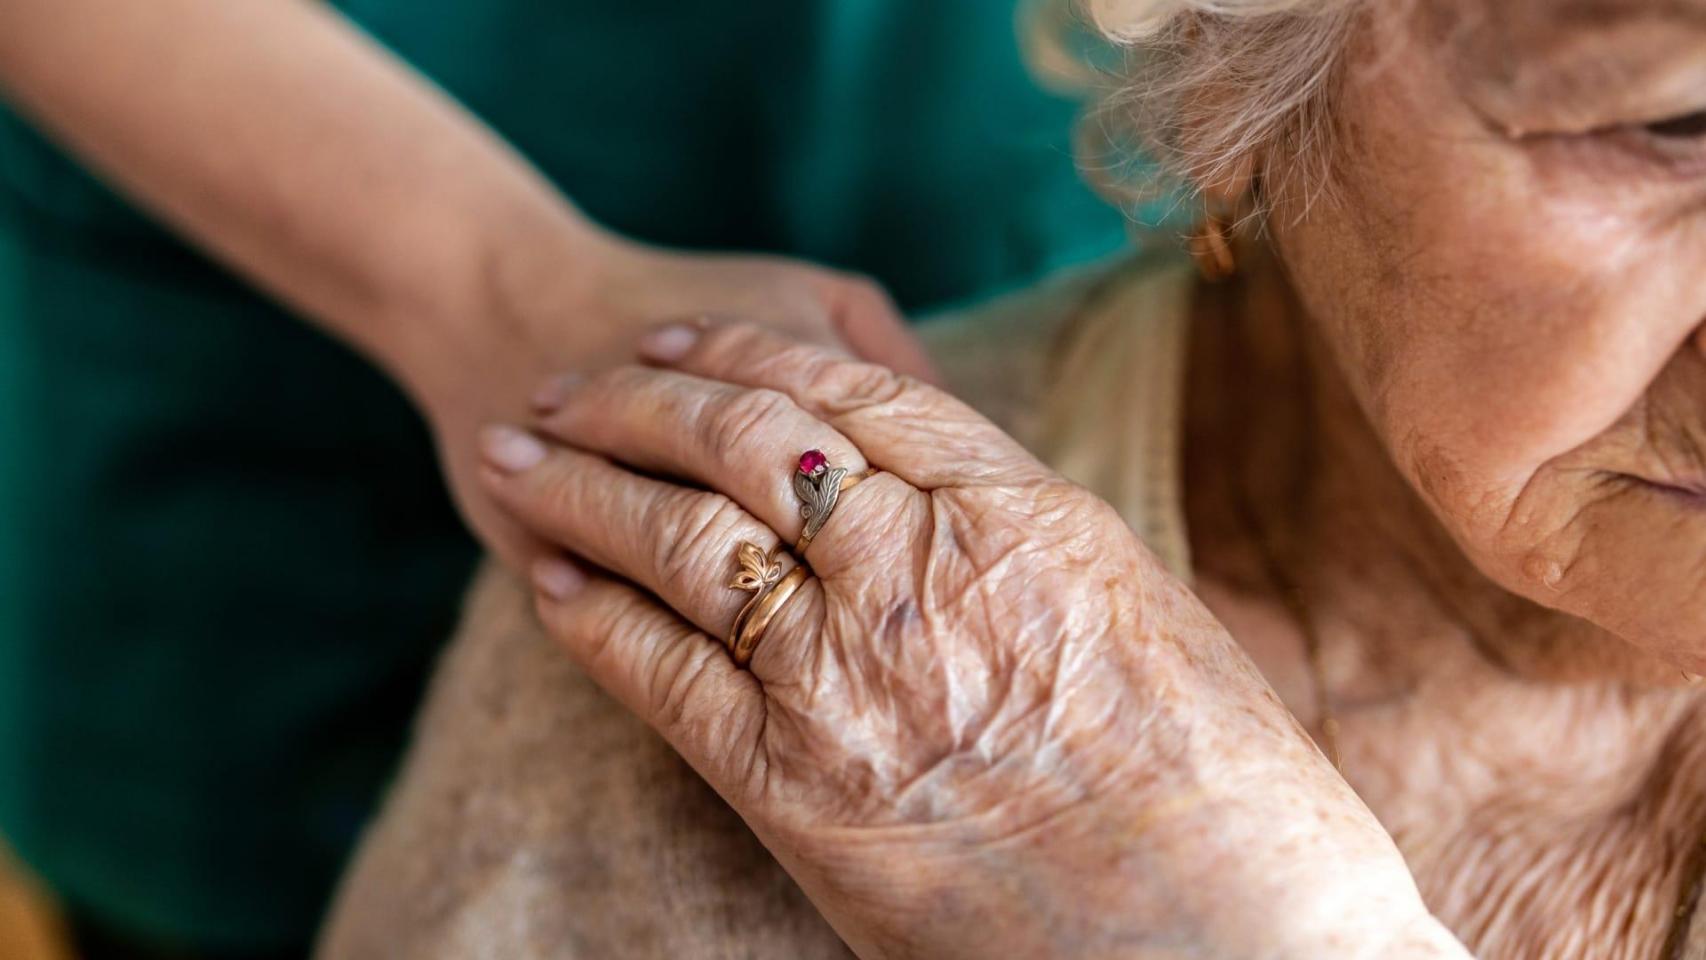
[1185,151,1258,280]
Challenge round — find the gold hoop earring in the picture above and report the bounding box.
[1188,210,1237,282]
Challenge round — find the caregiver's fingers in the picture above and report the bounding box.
[528,572,766,789]
[825,275,942,385]
[531,365,867,545]
[478,426,813,645]
[639,321,1042,489]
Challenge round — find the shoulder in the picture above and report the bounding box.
[918,250,1196,452]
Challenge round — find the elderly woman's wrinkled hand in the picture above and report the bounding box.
[411,235,937,577]
[474,321,1467,960]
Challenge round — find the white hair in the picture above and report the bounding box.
[1049,0,1367,218]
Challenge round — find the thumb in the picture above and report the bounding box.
[827,277,942,386]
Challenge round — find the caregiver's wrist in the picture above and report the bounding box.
[382,204,623,413]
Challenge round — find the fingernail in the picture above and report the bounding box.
[531,556,586,600]
[530,372,585,414]
[639,324,700,363]
[479,425,547,473]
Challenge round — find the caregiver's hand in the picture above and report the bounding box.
[0,0,932,572]
[406,233,935,569]
[475,321,1468,960]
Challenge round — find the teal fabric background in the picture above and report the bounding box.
[0,1,1128,950]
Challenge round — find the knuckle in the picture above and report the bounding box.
[542,366,645,435]
[579,591,650,664]
[599,364,656,394]
[821,483,919,561]
[572,365,648,415]
[657,648,720,734]
[591,589,652,641]
[749,339,840,384]
[657,375,719,433]
[709,388,797,464]
[1011,481,1127,560]
[747,330,846,380]
[653,491,752,599]
[818,361,919,412]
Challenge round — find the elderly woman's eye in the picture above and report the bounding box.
[1644,111,1706,139]
[1579,109,1706,176]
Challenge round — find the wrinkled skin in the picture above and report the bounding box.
[1263,0,1706,673]
[1181,0,1706,955]
[475,321,1465,959]
[1185,253,1706,959]
[465,0,1706,956]
[411,230,935,572]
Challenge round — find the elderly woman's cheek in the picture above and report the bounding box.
[1435,154,1706,469]
[1288,43,1691,497]
[1450,202,1706,486]
[1322,189,1682,506]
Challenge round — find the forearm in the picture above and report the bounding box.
[0,0,604,398]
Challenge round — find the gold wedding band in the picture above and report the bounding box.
[793,448,875,554]
[730,566,807,666]
[727,541,810,667]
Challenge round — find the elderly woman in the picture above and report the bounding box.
[319,0,1706,957]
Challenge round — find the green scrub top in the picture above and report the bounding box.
[0,1,1126,952]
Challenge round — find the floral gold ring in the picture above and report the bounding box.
[727,542,807,667]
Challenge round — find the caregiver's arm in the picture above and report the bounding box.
[0,0,932,564]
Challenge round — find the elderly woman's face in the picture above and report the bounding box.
[1269,0,1706,667]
